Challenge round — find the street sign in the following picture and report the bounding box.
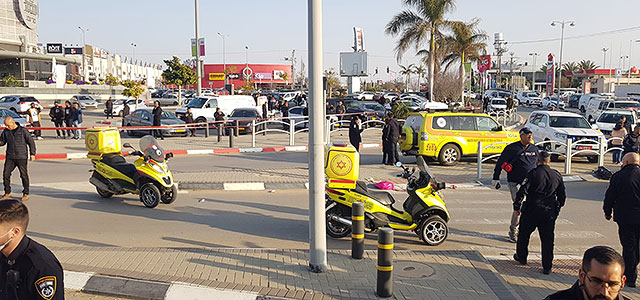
[615,68,622,79]
[208,73,225,81]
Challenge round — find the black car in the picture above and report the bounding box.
[225,108,262,134]
[326,98,359,114]
[123,109,188,137]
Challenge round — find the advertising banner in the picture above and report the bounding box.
[255,73,272,80]
[546,53,555,96]
[64,47,83,55]
[273,70,285,80]
[191,38,205,57]
[209,73,225,81]
[46,43,63,54]
[353,27,365,52]
[478,55,491,72]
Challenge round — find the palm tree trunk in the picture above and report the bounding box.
[428,31,435,101]
[460,52,465,104]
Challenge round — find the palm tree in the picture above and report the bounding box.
[386,0,457,101]
[414,65,426,91]
[440,19,487,102]
[578,60,599,71]
[399,64,416,92]
[562,62,580,74]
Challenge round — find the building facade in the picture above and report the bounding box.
[202,64,292,90]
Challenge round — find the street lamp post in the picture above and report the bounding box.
[308,0,327,273]
[245,45,249,86]
[628,40,640,85]
[130,43,137,61]
[602,47,611,92]
[551,20,575,96]
[217,32,227,86]
[194,0,202,97]
[529,53,538,91]
[78,26,88,82]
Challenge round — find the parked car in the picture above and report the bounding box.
[175,95,256,123]
[225,108,263,134]
[483,89,513,100]
[541,96,566,110]
[487,98,508,111]
[0,108,28,127]
[0,95,42,114]
[578,94,611,114]
[106,99,147,117]
[155,94,180,106]
[399,94,449,111]
[72,95,100,109]
[463,90,477,99]
[123,109,187,137]
[595,110,638,136]
[516,91,542,107]
[568,94,582,108]
[585,99,640,123]
[526,111,603,162]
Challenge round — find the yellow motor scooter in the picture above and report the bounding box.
[325,144,450,246]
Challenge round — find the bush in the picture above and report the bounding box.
[0,75,23,87]
[391,102,410,119]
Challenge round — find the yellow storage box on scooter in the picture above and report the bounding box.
[85,127,121,160]
[324,143,359,189]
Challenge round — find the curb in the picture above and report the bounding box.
[23,143,383,161]
[65,270,290,300]
[177,181,487,191]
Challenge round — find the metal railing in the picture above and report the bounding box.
[477,135,620,178]
[486,108,518,127]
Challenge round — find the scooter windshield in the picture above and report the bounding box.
[416,156,430,174]
[139,135,165,162]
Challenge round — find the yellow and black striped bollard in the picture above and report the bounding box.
[351,201,365,259]
[376,228,393,298]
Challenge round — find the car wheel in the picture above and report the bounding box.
[118,111,123,117]
[126,124,136,137]
[587,156,599,163]
[438,144,460,166]
[580,106,586,114]
[173,101,178,106]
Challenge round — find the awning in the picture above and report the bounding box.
[0,50,81,64]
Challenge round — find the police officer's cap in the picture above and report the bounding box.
[519,127,532,135]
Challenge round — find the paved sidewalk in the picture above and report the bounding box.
[54,247,519,300]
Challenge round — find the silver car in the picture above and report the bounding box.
[71,95,100,109]
[123,109,187,137]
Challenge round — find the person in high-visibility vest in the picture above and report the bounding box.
[27,103,42,140]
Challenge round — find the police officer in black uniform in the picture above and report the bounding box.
[513,151,566,275]
[0,200,64,299]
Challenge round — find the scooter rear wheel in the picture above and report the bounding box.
[96,187,114,198]
[140,183,160,208]
[326,204,352,238]
[419,215,448,246]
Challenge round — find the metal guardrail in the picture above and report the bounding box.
[486,108,518,127]
[477,136,620,178]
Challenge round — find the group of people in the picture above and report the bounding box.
[47,101,83,139]
[347,112,401,165]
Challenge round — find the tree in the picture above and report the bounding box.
[441,19,487,102]
[391,102,410,119]
[0,75,23,87]
[414,65,426,91]
[121,80,144,109]
[105,73,120,98]
[399,64,415,92]
[324,68,340,97]
[562,62,579,74]
[386,0,456,101]
[162,56,197,105]
[578,60,599,71]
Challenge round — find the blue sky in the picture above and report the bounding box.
[38,0,640,81]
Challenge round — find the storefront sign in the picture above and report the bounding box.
[46,43,62,54]
[64,47,83,55]
[208,73,225,81]
[15,0,38,30]
[273,70,285,80]
[227,73,241,80]
[255,73,272,80]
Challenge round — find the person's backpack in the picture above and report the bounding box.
[593,166,613,180]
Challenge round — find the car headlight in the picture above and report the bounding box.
[554,132,568,140]
[151,164,164,173]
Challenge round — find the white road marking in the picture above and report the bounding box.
[452,230,604,239]
[223,182,265,191]
[452,218,574,225]
[64,271,93,290]
[186,149,214,155]
[165,283,258,300]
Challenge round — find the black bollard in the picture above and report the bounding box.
[229,128,234,148]
[352,202,365,259]
[217,123,222,142]
[204,122,209,138]
[376,228,393,298]
[234,120,239,137]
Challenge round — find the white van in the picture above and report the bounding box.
[578,94,610,114]
[586,99,640,123]
[175,95,256,122]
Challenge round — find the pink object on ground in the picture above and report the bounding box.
[375,181,394,190]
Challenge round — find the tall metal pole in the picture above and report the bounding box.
[292,50,296,89]
[194,0,202,97]
[552,21,574,96]
[529,53,538,91]
[78,27,87,82]
[218,33,227,86]
[307,0,327,273]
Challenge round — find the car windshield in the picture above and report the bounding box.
[597,113,631,123]
[547,97,560,102]
[231,109,258,118]
[549,116,591,128]
[19,97,37,102]
[492,99,507,105]
[363,103,384,111]
[498,92,511,98]
[615,102,640,109]
[527,93,539,97]
[77,96,92,100]
[186,98,207,108]
[139,135,165,163]
[161,111,178,119]
[1,109,20,118]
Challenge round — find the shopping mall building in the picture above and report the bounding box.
[202,64,293,90]
[0,0,162,87]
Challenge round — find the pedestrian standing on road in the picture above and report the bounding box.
[121,101,131,127]
[71,102,83,140]
[49,101,65,139]
[512,151,566,275]
[382,115,390,164]
[27,103,42,140]
[105,97,114,119]
[620,115,633,136]
[63,101,73,138]
[184,107,196,137]
[493,127,540,243]
[152,100,164,140]
[349,116,363,151]
[336,101,346,120]
[326,101,334,115]
[0,200,65,300]
[281,102,290,130]
[622,126,640,157]
[262,102,268,120]
[604,152,640,288]
[0,117,35,202]
[385,112,401,165]
[612,122,627,164]
[507,96,515,110]
[543,246,630,300]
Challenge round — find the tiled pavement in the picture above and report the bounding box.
[55,247,519,300]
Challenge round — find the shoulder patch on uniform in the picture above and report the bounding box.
[521,178,528,185]
[35,276,56,300]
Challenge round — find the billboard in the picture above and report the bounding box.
[64,47,83,55]
[191,38,205,56]
[273,70,286,80]
[478,55,491,72]
[546,53,555,96]
[209,73,225,81]
[353,27,365,52]
[255,73,272,80]
[46,43,62,54]
[340,52,368,77]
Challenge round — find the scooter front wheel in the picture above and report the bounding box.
[419,215,448,246]
[96,187,114,198]
[140,183,160,208]
[161,185,178,204]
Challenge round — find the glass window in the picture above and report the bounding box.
[452,116,476,131]
[133,110,143,118]
[540,115,549,126]
[549,116,591,128]
[476,117,500,131]
[431,116,452,130]
[405,115,424,131]
[186,98,208,108]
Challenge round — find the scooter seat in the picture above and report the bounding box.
[353,180,395,206]
[100,154,138,180]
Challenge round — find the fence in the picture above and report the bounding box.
[477,136,622,179]
[486,108,518,127]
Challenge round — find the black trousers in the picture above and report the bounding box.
[54,120,64,137]
[3,159,29,195]
[65,119,73,136]
[31,121,41,137]
[153,123,164,139]
[618,223,640,284]
[386,139,400,164]
[382,139,389,163]
[106,109,113,119]
[516,209,557,270]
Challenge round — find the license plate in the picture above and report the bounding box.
[175,129,185,132]
[577,146,592,150]
[239,127,245,130]
[372,117,376,120]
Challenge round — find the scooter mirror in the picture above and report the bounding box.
[165,152,174,160]
[123,143,133,149]
[395,162,403,167]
